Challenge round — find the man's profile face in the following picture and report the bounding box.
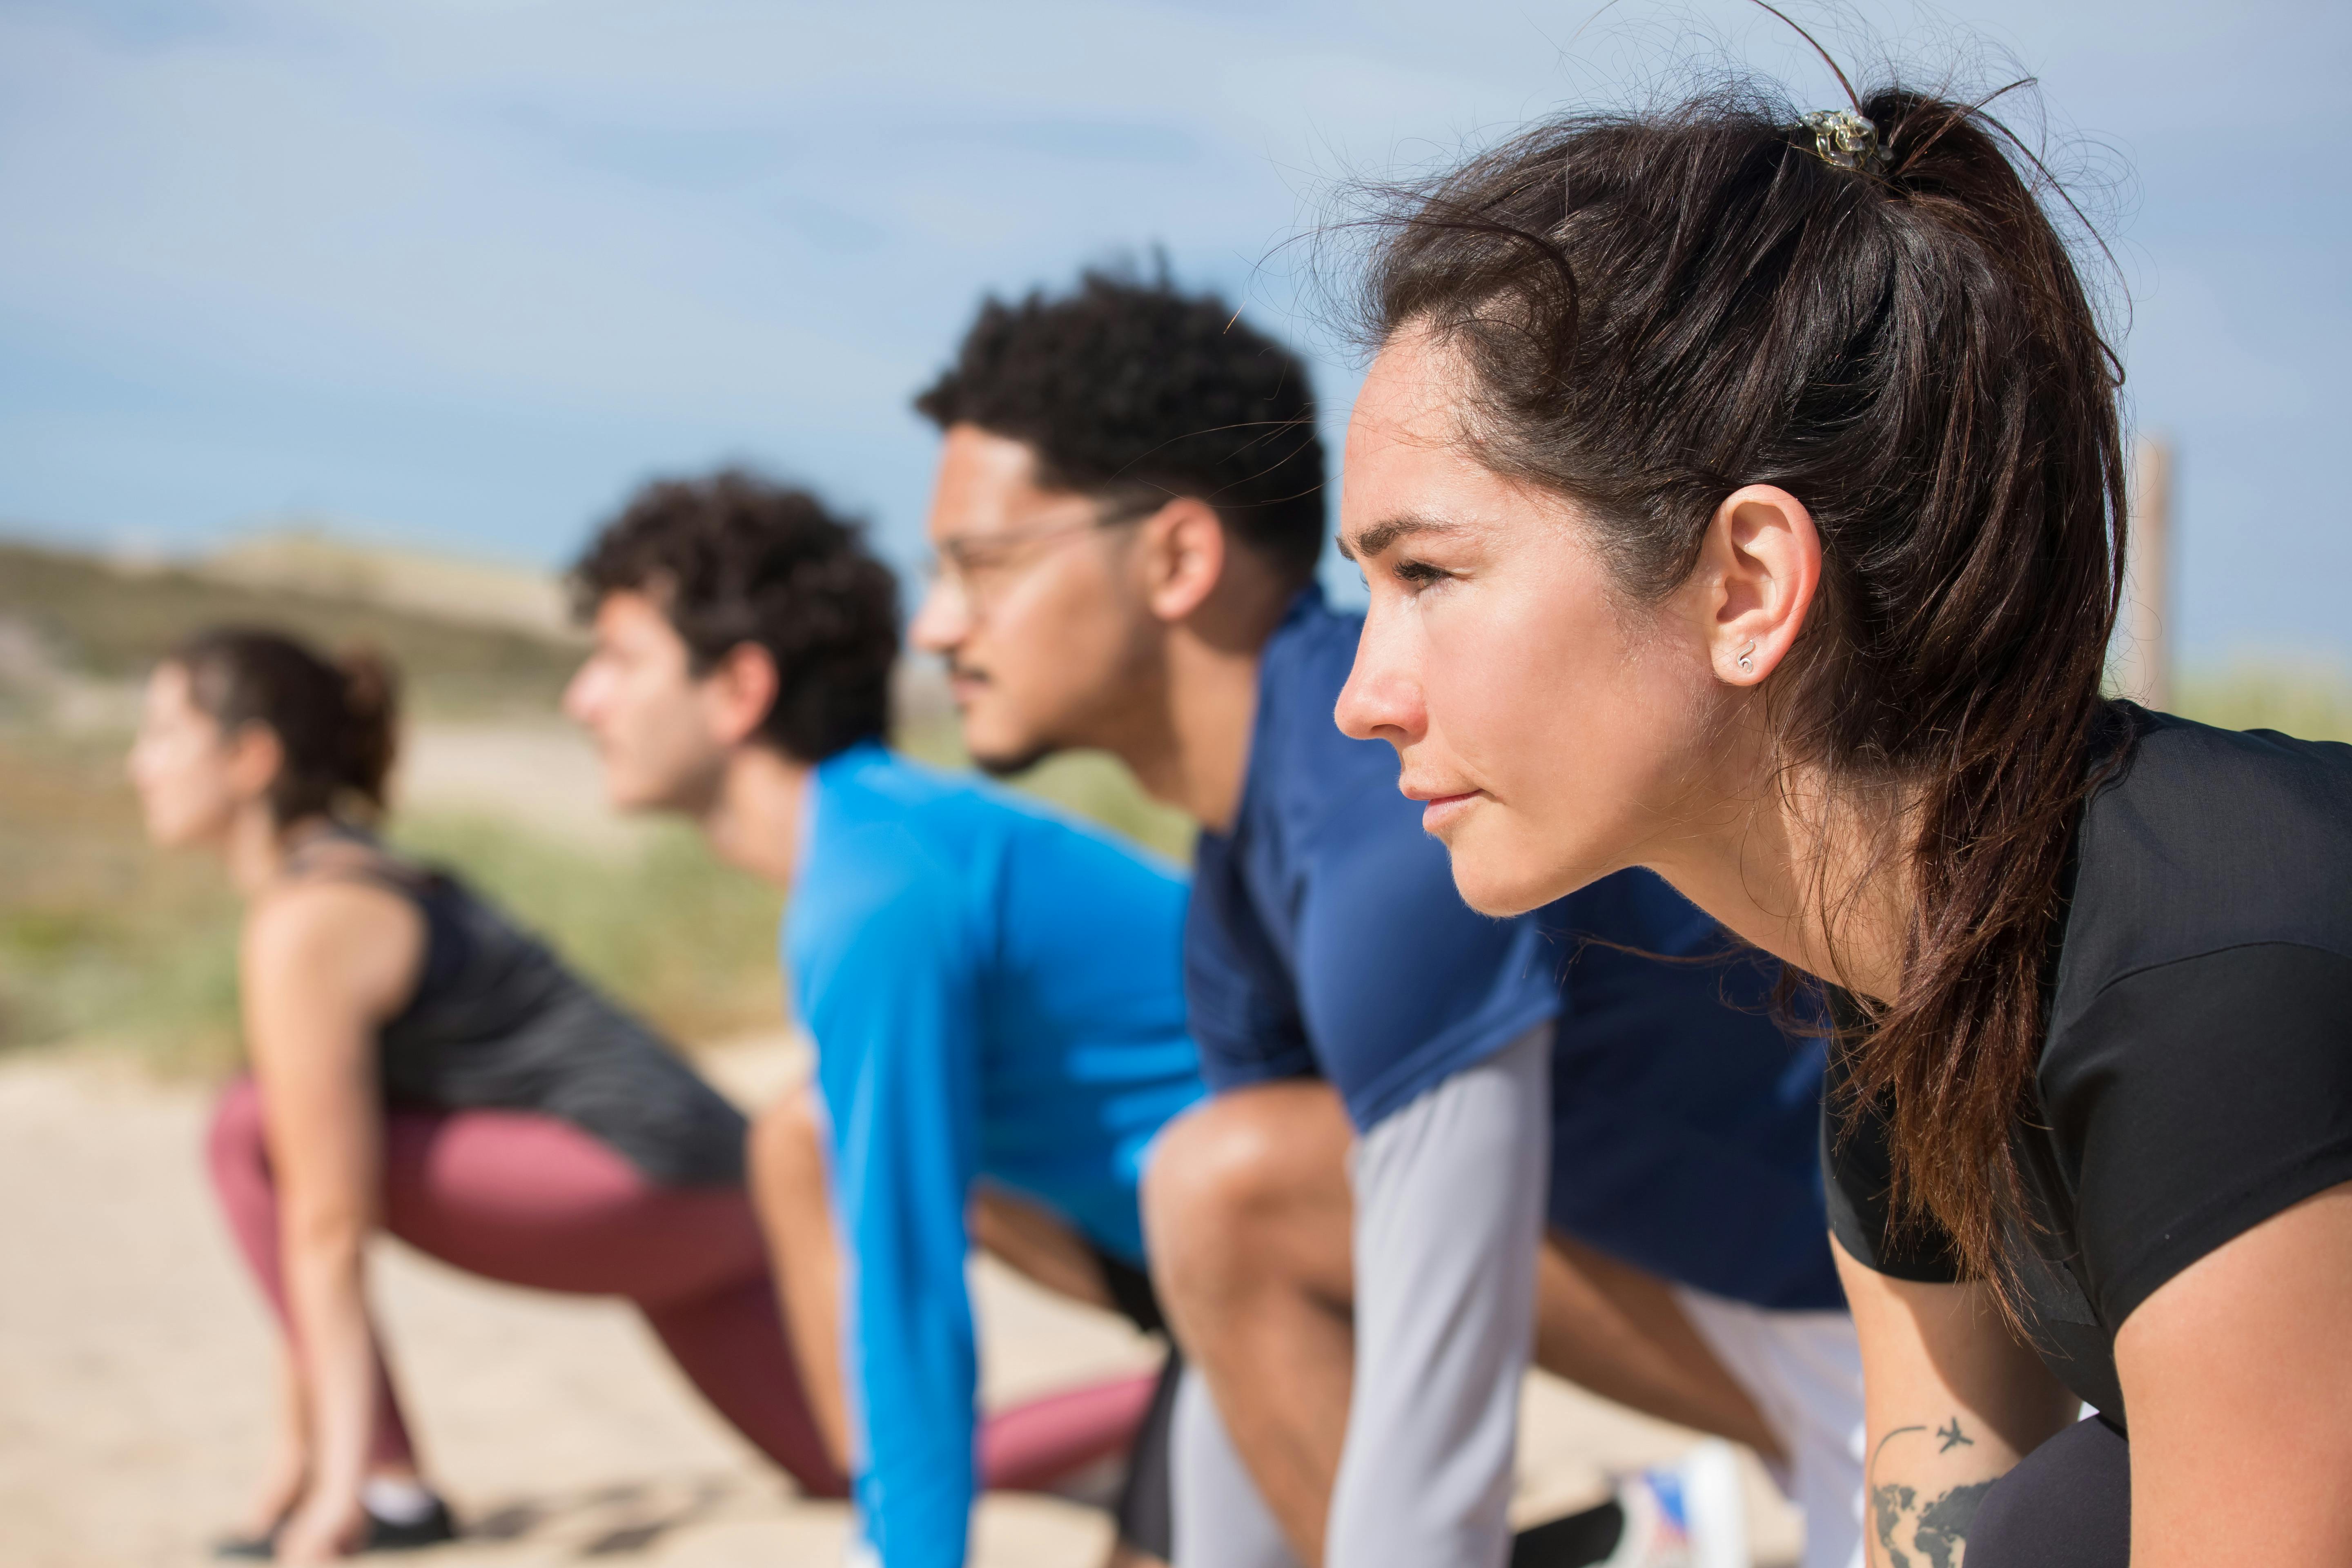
[909,424,1154,775]
[563,589,734,813]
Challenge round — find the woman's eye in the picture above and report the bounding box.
[1392,558,1447,587]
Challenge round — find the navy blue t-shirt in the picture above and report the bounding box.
[1186,590,1842,1310]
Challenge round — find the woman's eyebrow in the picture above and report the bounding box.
[1337,514,1462,561]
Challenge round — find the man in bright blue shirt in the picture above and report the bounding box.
[565,470,1200,1568]
[905,270,1865,1568]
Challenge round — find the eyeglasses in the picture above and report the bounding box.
[922,494,1165,618]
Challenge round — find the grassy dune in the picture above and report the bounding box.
[0,728,789,1070]
[0,541,1189,1068]
[0,540,580,716]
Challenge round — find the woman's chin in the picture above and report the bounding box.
[145,811,222,851]
[1448,855,1568,919]
[1446,831,1612,917]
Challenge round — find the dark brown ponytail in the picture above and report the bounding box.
[1359,80,2127,1287]
[172,627,403,825]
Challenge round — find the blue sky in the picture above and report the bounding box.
[1,0,2345,663]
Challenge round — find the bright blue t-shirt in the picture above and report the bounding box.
[1187,590,1840,1310]
[784,744,1202,1568]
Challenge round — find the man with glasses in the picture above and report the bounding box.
[909,270,1863,1568]
[562,471,1203,1568]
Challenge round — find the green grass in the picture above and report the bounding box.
[0,729,245,1066]
[2175,663,2352,744]
[0,714,1186,1074]
[388,814,786,1048]
[0,728,793,1068]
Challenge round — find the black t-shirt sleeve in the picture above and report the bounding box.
[1820,1041,1967,1282]
[2050,942,2352,1330]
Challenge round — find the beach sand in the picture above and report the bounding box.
[0,1037,1800,1567]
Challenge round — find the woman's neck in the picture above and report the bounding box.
[1648,755,1914,1005]
[223,807,322,898]
[221,808,355,893]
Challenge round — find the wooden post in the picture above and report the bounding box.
[2117,437,2174,710]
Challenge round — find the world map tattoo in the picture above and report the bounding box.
[1867,1420,1996,1568]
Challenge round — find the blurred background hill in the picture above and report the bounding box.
[0,532,1189,1071]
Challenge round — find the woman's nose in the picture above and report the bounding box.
[1335,627,1423,746]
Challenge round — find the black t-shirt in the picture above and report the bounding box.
[1826,704,2352,1428]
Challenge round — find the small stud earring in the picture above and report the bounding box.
[1736,643,1756,675]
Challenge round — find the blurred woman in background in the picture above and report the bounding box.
[129,626,845,1563]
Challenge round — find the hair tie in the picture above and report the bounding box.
[1798,109,1886,175]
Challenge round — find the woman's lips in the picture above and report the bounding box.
[1416,791,1481,835]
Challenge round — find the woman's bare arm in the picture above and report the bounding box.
[241,881,421,1562]
[1835,1238,2078,1567]
[2116,1182,2352,1566]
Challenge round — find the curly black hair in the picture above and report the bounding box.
[569,470,898,763]
[915,266,1327,583]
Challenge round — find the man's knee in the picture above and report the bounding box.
[746,1083,826,1200]
[1142,1082,1351,1303]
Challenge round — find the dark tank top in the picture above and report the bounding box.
[290,836,748,1187]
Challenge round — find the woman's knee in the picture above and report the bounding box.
[1967,1418,2129,1568]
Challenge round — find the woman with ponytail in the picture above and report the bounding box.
[1329,67,2352,1568]
[129,626,847,1561]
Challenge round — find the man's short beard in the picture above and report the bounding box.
[632,749,730,818]
[967,739,1056,779]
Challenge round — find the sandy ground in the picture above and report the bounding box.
[0,1036,1802,1568]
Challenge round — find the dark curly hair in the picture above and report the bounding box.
[172,627,400,825]
[569,470,898,763]
[915,265,1327,584]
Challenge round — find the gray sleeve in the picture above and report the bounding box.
[1325,1023,1552,1568]
[1172,1363,1303,1568]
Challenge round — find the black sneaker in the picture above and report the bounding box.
[211,1497,459,1559]
[361,1496,460,1552]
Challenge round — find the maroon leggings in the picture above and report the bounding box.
[206,1079,1154,1497]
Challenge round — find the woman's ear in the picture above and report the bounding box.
[225,722,286,804]
[1691,485,1823,685]
[1139,498,1229,624]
